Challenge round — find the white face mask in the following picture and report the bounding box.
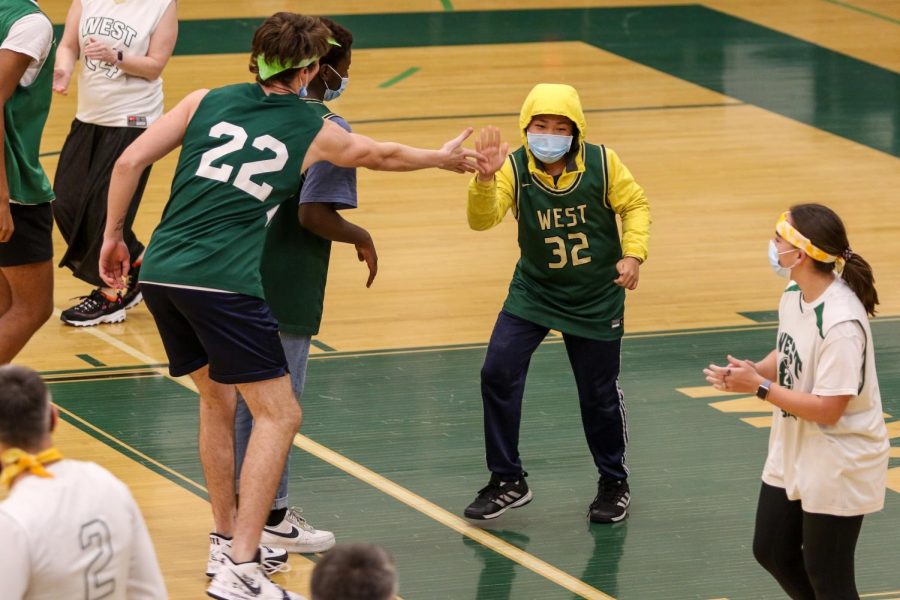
[768,239,801,278]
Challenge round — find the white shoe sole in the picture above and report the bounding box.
[466,489,533,520]
[61,308,126,327]
[124,290,143,310]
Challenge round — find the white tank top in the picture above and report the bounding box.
[76,0,172,127]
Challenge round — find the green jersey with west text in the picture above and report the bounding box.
[140,84,323,297]
[503,143,624,340]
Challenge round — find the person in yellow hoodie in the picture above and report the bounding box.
[463,84,650,523]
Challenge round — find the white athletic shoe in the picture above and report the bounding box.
[207,533,289,578]
[207,553,306,600]
[260,507,335,554]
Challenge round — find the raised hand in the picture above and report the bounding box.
[474,126,509,182]
[437,127,485,174]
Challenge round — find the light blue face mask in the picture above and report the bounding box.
[526,132,573,164]
[322,64,349,101]
[768,239,801,278]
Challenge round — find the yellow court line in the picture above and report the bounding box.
[61,309,614,600]
[293,434,614,600]
[52,308,199,393]
[54,403,207,494]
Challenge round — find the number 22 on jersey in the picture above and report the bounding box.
[195,121,289,202]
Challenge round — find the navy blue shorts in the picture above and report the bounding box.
[0,202,53,267]
[141,283,288,384]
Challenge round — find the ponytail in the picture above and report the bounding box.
[841,252,879,317]
[789,203,879,317]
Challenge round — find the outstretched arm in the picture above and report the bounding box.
[303,121,484,173]
[100,89,208,287]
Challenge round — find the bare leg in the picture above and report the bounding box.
[190,366,238,537]
[230,374,300,562]
[0,261,53,363]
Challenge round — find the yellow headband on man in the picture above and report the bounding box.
[0,447,63,488]
[775,211,847,273]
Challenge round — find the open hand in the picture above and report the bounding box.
[83,37,116,64]
[437,128,485,174]
[474,126,509,182]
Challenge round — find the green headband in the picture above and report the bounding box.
[256,38,341,81]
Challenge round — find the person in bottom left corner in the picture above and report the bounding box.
[0,365,167,599]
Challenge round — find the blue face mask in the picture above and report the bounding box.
[323,76,349,101]
[321,64,349,101]
[526,132,573,164]
[768,239,801,278]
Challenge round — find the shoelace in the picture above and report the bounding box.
[260,549,291,575]
[592,482,627,508]
[285,506,317,533]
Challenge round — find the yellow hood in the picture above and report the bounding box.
[518,83,588,184]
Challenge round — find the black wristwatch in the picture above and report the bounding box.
[756,379,772,400]
[116,50,124,64]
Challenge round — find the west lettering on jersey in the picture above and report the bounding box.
[81,17,137,46]
[535,204,587,231]
[777,331,801,419]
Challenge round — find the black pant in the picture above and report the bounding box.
[753,482,864,599]
[53,120,151,286]
[480,310,628,481]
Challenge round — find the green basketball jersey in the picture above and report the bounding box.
[503,143,625,340]
[1,0,54,205]
[140,84,323,298]
[260,100,335,336]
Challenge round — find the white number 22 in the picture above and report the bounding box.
[195,121,289,201]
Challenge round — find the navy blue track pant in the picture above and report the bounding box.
[481,310,629,481]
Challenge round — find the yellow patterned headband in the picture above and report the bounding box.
[775,212,847,273]
[0,447,63,488]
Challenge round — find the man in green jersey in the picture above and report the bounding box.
[99,12,483,600]
[233,17,365,556]
[463,84,651,524]
[0,0,55,363]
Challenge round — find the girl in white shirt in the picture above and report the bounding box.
[704,203,888,599]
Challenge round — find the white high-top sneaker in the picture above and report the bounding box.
[207,533,289,578]
[207,552,305,600]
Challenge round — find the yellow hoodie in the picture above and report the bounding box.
[468,83,651,262]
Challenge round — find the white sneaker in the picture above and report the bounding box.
[207,533,289,578]
[207,553,306,600]
[260,507,336,554]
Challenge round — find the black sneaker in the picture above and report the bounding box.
[588,478,630,523]
[60,289,126,327]
[122,262,142,310]
[464,473,532,520]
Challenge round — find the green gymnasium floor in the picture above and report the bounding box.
[44,318,900,599]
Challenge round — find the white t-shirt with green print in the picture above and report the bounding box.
[762,277,889,516]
